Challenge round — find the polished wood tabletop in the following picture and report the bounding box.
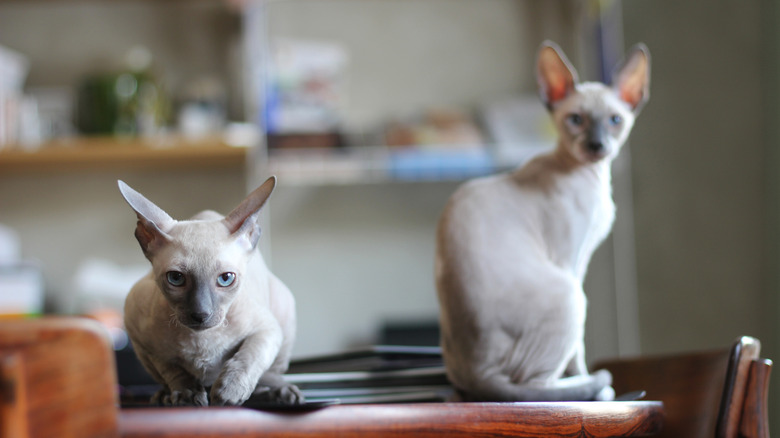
[118,401,664,438]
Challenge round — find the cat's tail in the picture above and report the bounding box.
[457,369,614,402]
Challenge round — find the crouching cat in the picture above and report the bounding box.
[119,176,302,406]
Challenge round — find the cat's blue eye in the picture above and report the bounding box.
[567,113,584,126]
[166,271,185,287]
[609,114,623,125]
[217,272,236,287]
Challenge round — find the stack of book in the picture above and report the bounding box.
[283,345,453,404]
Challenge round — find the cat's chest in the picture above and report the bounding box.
[175,328,244,383]
[541,177,615,271]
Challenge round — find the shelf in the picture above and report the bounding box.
[267,144,549,186]
[0,136,249,174]
[267,146,491,186]
[0,136,550,184]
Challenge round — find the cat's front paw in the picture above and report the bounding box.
[592,368,613,387]
[275,383,305,405]
[163,388,208,406]
[594,385,616,401]
[150,387,170,405]
[590,369,615,401]
[254,383,305,405]
[210,374,255,406]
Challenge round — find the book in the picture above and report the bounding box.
[285,345,453,404]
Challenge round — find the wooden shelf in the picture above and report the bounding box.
[0,136,547,184]
[0,136,249,174]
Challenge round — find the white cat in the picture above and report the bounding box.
[119,176,301,406]
[435,41,650,401]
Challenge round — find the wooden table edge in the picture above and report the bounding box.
[118,401,664,438]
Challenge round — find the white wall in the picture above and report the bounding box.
[268,182,456,355]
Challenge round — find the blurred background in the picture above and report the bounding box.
[0,0,777,427]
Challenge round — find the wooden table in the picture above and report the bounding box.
[118,401,664,438]
[0,318,664,438]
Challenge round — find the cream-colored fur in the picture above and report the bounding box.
[119,176,301,406]
[435,41,650,401]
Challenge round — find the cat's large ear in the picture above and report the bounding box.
[537,40,579,110]
[118,181,176,258]
[611,43,651,114]
[223,176,276,251]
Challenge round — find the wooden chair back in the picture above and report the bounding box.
[594,336,771,438]
[0,317,120,438]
